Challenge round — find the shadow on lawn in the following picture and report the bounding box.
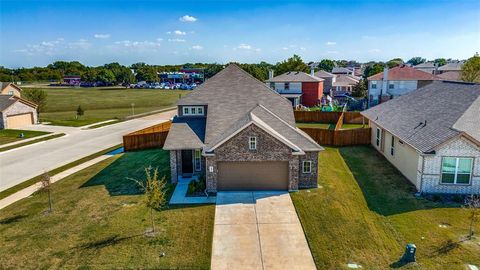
[0,214,27,225]
[339,146,459,216]
[80,149,171,196]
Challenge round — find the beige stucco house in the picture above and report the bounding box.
[362,81,480,195]
[0,82,22,97]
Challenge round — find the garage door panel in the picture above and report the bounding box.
[218,161,289,191]
[7,113,33,129]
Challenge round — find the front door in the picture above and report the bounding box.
[181,150,193,174]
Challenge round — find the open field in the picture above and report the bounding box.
[291,146,480,269]
[0,149,214,269]
[0,129,50,145]
[29,87,186,126]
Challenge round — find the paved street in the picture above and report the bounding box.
[0,110,176,191]
[211,192,316,270]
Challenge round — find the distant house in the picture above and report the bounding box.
[331,74,360,96]
[314,70,335,93]
[437,61,464,74]
[0,82,22,97]
[437,71,462,81]
[266,70,324,107]
[0,95,38,129]
[362,81,480,195]
[367,65,440,107]
[413,62,437,74]
[63,75,81,86]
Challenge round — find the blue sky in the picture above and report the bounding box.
[1,0,479,68]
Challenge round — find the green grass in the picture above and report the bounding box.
[0,133,65,153]
[340,123,367,130]
[296,122,335,129]
[0,144,122,200]
[87,120,121,129]
[0,129,50,145]
[291,146,480,269]
[0,149,215,269]
[32,87,187,126]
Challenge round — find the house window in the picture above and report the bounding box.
[194,149,202,171]
[390,137,395,156]
[302,161,312,173]
[249,137,257,150]
[284,82,290,90]
[375,128,382,147]
[183,106,204,116]
[8,91,14,95]
[441,157,473,185]
[371,82,377,89]
[389,83,394,89]
[270,82,275,89]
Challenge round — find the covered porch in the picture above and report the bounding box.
[169,149,205,183]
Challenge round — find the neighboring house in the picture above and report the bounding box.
[0,82,22,97]
[367,65,440,107]
[314,70,335,94]
[362,81,480,195]
[0,95,38,129]
[413,62,437,74]
[63,75,81,86]
[266,70,324,107]
[163,64,323,192]
[437,61,464,74]
[437,71,462,81]
[331,74,360,96]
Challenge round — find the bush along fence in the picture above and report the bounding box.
[295,111,371,146]
[123,121,171,151]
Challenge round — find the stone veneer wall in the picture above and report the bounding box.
[1,101,37,129]
[419,137,480,194]
[169,150,178,184]
[298,151,319,188]
[205,124,319,192]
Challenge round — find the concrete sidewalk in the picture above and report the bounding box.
[211,191,316,270]
[169,177,216,204]
[0,155,112,210]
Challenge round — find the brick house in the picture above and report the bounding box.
[265,70,324,107]
[0,83,38,129]
[163,64,323,192]
[362,81,480,194]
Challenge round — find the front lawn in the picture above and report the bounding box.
[0,149,215,269]
[31,87,187,126]
[291,146,480,269]
[0,129,50,145]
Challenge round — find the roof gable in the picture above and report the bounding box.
[266,71,323,82]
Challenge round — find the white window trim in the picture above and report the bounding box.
[302,161,312,174]
[441,157,474,185]
[249,136,257,150]
[183,106,204,116]
[194,149,202,171]
[376,128,382,147]
[390,137,395,156]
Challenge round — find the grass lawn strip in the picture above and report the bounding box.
[86,120,121,129]
[296,122,335,129]
[0,129,51,145]
[0,149,214,269]
[0,144,122,200]
[291,146,480,269]
[0,133,65,153]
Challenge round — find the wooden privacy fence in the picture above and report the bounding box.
[294,111,365,124]
[300,127,371,146]
[123,121,171,151]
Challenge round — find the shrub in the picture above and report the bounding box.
[187,181,196,195]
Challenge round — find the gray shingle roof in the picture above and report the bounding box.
[0,95,18,111]
[331,67,352,74]
[332,74,360,87]
[438,62,464,71]
[168,64,322,151]
[266,71,323,82]
[314,70,335,78]
[362,81,480,153]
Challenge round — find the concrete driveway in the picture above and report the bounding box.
[0,110,176,191]
[212,191,316,270]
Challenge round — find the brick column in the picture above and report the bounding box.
[170,150,178,184]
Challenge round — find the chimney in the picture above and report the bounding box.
[268,70,274,80]
[310,67,315,76]
[381,67,389,98]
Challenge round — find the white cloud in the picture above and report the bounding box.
[368,48,381,53]
[174,30,186,35]
[114,40,161,49]
[166,31,171,34]
[168,38,186,42]
[94,33,111,39]
[300,47,306,51]
[179,15,197,22]
[326,41,336,46]
[327,50,339,54]
[157,38,163,41]
[191,45,203,50]
[68,39,91,50]
[237,43,252,50]
[282,47,289,50]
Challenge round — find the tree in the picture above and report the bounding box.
[461,53,480,83]
[465,195,480,240]
[351,79,368,98]
[363,63,385,78]
[96,69,116,84]
[22,88,47,119]
[135,67,159,82]
[317,59,335,72]
[387,58,404,68]
[76,105,84,119]
[40,172,53,213]
[274,55,309,75]
[434,58,447,67]
[406,57,426,66]
[130,167,167,235]
[117,68,136,86]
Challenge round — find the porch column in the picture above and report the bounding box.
[170,150,178,184]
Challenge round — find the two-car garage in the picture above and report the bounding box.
[217,161,289,191]
[6,113,34,129]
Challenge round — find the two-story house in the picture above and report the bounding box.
[163,64,323,192]
[0,82,38,129]
[367,65,440,107]
[265,70,324,107]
